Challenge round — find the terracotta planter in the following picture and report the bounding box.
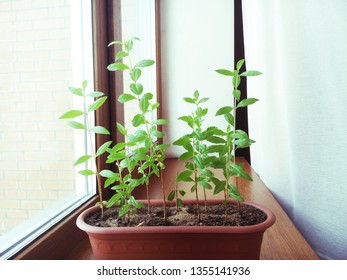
[76,200,275,260]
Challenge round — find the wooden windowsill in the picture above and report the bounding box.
[66,157,319,260]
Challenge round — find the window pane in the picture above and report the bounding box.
[0,0,94,259]
[121,0,157,135]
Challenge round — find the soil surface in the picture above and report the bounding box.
[85,203,267,227]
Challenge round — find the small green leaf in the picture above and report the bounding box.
[224,113,235,126]
[118,93,136,103]
[78,169,95,176]
[99,170,119,179]
[74,155,91,166]
[168,190,175,201]
[132,114,145,127]
[199,97,209,104]
[116,122,127,135]
[90,126,110,135]
[179,151,193,160]
[59,110,84,119]
[199,181,212,190]
[240,70,262,76]
[233,89,241,101]
[68,86,84,97]
[87,91,104,97]
[82,80,88,90]
[183,97,196,104]
[131,68,142,82]
[135,59,155,68]
[177,198,183,206]
[213,180,226,195]
[215,106,233,116]
[96,141,113,157]
[236,59,245,71]
[107,63,130,71]
[88,96,107,112]
[230,163,253,181]
[237,98,259,108]
[179,190,186,196]
[115,51,128,60]
[206,136,226,144]
[67,121,86,130]
[119,205,130,217]
[153,119,169,125]
[176,170,193,182]
[215,69,234,76]
[233,75,241,88]
[130,83,143,95]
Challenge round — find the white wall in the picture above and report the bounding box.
[160,0,234,157]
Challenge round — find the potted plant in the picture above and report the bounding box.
[62,38,275,260]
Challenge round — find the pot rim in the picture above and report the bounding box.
[76,199,276,235]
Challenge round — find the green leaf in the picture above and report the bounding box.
[87,91,104,97]
[233,75,241,88]
[118,93,136,103]
[115,51,128,60]
[116,122,127,135]
[99,170,119,179]
[168,190,175,201]
[179,190,186,196]
[153,119,169,125]
[213,180,226,195]
[215,106,233,116]
[179,151,193,160]
[88,96,107,112]
[230,163,253,181]
[107,63,130,71]
[131,68,142,82]
[130,83,143,95]
[59,110,84,119]
[135,59,155,68]
[68,86,84,97]
[206,136,226,144]
[82,80,88,90]
[96,141,113,157]
[67,121,86,130]
[176,170,193,182]
[237,98,259,108]
[236,59,245,71]
[132,114,145,127]
[90,126,110,135]
[119,205,130,217]
[199,97,209,104]
[240,70,262,76]
[183,97,196,104]
[199,181,212,190]
[74,155,91,166]
[228,184,244,202]
[177,198,183,206]
[224,113,235,126]
[178,115,194,128]
[215,69,234,76]
[78,169,95,176]
[233,89,241,101]
[152,130,164,138]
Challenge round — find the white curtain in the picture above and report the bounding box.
[243,0,347,259]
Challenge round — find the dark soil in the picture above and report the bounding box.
[85,203,267,228]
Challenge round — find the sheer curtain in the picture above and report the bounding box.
[242,0,347,259]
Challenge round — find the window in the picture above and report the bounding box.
[0,0,94,259]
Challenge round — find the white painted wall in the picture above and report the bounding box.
[160,0,234,157]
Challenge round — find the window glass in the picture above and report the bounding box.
[0,0,94,259]
[121,0,157,136]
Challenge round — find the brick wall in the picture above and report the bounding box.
[0,0,77,236]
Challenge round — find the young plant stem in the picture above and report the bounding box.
[84,94,104,219]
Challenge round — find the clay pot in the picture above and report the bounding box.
[76,200,275,260]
